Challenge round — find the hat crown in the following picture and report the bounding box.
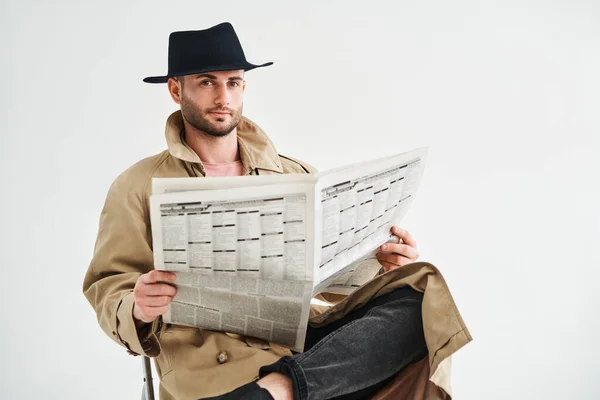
[167,23,247,75]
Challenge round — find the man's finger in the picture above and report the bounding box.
[143,283,177,297]
[138,295,174,307]
[379,243,419,261]
[379,260,411,272]
[377,252,417,267]
[141,270,177,284]
[142,305,170,319]
[379,261,396,272]
[390,226,417,249]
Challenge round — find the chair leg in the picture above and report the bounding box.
[142,356,155,400]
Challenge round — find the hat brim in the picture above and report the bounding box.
[143,61,273,84]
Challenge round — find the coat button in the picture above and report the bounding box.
[217,351,228,364]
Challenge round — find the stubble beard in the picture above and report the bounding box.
[180,93,243,138]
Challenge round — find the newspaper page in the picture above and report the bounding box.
[311,148,427,295]
[149,147,427,349]
[150,183,316,352]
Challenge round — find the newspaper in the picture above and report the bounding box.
[150,148,427,351]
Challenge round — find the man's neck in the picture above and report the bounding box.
[182,119,240,164]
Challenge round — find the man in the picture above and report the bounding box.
[83,22,470,400]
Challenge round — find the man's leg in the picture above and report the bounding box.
[201,286,427,400]
[259,286,427,400]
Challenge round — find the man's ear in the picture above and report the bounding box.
[167,77,182,105]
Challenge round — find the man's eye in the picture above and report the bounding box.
[229,81,240,87]
[200,81,213,86]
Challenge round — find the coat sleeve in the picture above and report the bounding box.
[82,169,161,357]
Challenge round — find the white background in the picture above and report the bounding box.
[1,0,599,399]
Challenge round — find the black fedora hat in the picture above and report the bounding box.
[143,22,273,84]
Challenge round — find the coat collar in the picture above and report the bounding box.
[164,110,283,173]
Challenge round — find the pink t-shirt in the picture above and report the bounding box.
[203,160,244,177]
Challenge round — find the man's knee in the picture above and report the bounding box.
[372,285,424,312]
[372,286,425,340]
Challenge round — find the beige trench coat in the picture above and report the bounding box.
[83,111,472,400]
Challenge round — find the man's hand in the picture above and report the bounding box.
[376,226,420,273]
[132,270,177,323]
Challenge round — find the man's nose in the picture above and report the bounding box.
[214,85,231,106]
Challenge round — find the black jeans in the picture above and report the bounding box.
[259,286,428,400]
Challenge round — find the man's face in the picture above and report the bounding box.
[177,70,245,137]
